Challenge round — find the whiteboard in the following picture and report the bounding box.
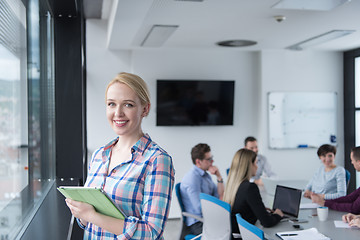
[268,92,337,149]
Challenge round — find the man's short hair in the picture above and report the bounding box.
[244,136,257,146]
[351,146,360,161]
[191,143,211,164]
[317,144,336,157]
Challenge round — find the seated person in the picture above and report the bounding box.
[180,143,224,235]
[304,144,346,200]
[312,146,360,214]
[245,136,276,185]
[223,148,283,236]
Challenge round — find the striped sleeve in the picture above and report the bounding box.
[121,152,175,239]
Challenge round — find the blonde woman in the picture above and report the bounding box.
[223,149,283,235]
[65,72,175,239]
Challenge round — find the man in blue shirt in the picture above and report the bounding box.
[180,143,224,235]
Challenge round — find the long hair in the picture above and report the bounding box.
[223,148,257,207]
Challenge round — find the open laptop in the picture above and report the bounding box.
[272,185,302,220]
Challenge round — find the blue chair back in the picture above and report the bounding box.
[175,183,186,217]
[236,214,264,240]
[175,183,197,240]
[226,168,230,176]
[345,169,351,189]
[199,193,232,240]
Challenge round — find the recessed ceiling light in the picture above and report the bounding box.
[216,40,257,47]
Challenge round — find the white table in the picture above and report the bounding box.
[257,208,360,240]
[258,180,360,240]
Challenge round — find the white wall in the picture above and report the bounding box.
[86,20,133,153]
[259,50,344,181]
[86,20,344,218]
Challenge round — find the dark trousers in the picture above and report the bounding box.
[189,221,203,235]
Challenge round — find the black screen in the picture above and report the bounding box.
[272,185,302,217]
[156,80,235,126]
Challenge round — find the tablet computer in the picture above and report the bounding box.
[57,186,126,220]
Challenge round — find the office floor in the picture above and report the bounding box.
[164,218,182,239]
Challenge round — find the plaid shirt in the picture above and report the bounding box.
[78,134,175,239]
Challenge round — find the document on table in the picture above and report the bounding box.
[299,202,320,209]
[334,220,359,229]
[276,228,330,240]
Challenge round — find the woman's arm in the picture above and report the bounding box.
[324,167,346,200]
[247,183,282,227]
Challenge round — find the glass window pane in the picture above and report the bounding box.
[355,57,360,108]
[0,0,28,238]
[0,0,56,238]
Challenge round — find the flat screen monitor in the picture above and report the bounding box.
[156,80,235,126]
[272,185,302,218]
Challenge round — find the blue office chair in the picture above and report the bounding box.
[189,193,241,240]
[175,183,202,240]
[235,213,264,240]
[226,168,230,176]
[345,169,351,189]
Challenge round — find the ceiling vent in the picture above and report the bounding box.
[141,25,179,47]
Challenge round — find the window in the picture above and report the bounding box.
[0,0,55,238]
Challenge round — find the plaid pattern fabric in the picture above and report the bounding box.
[80,134,175,239]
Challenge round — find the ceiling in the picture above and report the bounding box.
[85,0,360,52]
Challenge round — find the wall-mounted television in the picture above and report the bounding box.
[156,80,235,126]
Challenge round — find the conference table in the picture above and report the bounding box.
[257,179,360,240]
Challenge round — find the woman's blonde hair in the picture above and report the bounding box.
[223,148,257,207]
[105,72,150,107]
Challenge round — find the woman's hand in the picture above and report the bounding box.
[273,208,284,218]
[349,217,360,228]
[311,193,325,206]
[65,198,125,235]
[65,198,96,223]
[342,213,357,223]
[303,190,312,199]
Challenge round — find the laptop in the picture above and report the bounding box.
[272,185,302,219]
